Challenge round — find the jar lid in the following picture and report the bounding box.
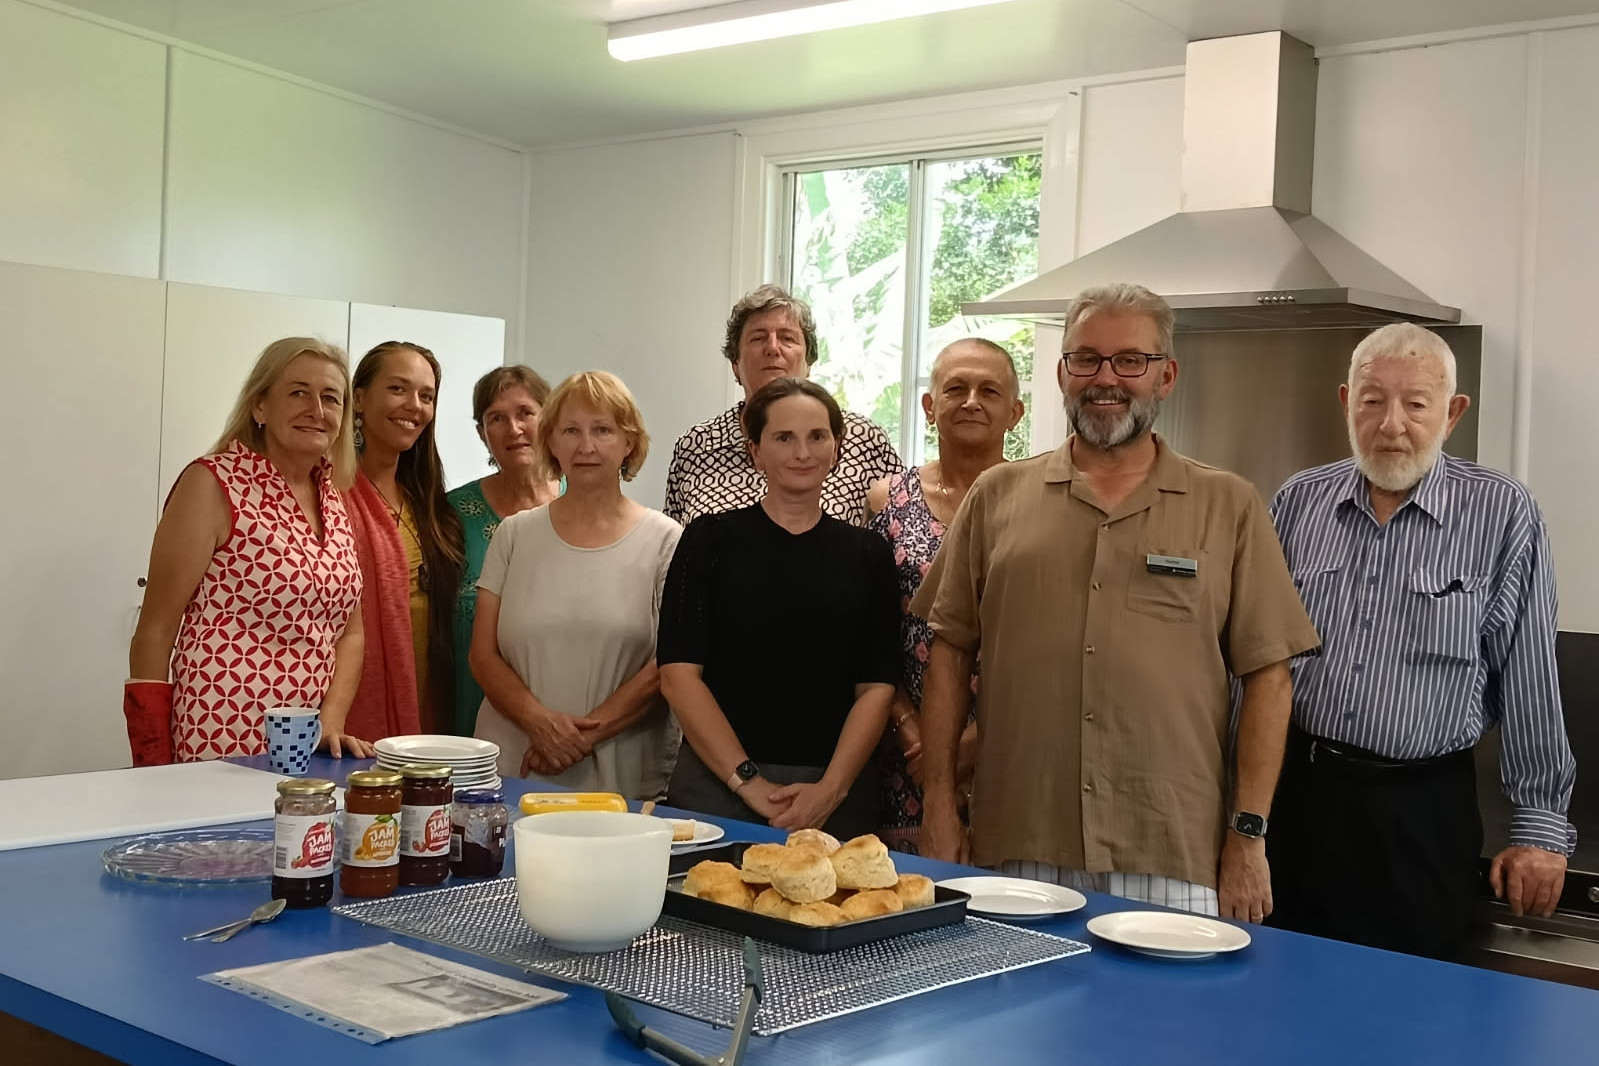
[397,763,453,780]
[346,769,403,787]
[276,778,336,796]
[456,788,505,804]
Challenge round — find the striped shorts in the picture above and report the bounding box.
[999,860,1219,916]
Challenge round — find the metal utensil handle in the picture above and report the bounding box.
[604,936,764,1066]
[209,919,256,943]
[182,918,250,942]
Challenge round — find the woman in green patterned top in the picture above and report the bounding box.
[447,366,563,735]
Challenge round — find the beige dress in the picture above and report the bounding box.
[473,504,682,799]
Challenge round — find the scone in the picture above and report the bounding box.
[769,846,838,903]
[787,901,845,928]
[785,828,841,855]
[892,873,936,910]
[695,879,756,910]
[839,889,904,922]
[739,843,790,884]
[830,834,898,890]
[824,889,854,907]
[753,887,795,919]
[683,860,742,896]
[670,819,696,843]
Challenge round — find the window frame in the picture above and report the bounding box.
[776,140,1043,464]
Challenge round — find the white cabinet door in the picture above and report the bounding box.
[0,262,166,778]
[348,304,505,491]
[160,284,350,501]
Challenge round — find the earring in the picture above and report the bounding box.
[353,413,364,449]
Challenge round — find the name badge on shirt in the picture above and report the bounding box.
[1146,554,1198,578]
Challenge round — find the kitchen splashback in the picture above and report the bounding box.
[1155,326,1482,499]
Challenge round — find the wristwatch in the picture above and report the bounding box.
[1230,811,1268,838]
[725,759,759,792]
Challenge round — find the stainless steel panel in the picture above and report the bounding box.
[1154,326,1481,499]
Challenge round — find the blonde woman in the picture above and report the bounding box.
[469,371,681,799]
[127,338,373,764]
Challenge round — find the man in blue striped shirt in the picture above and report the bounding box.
[1267,322,1575,959]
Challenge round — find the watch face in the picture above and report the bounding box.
[1233,812,1267,837]
[735,760,759,782]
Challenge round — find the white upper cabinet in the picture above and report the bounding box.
[0,261,166,778]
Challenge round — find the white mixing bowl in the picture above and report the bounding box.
[514,810,672,952]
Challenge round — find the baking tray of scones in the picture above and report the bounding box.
[663,829,970,953]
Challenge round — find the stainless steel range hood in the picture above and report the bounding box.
[964,32,1461,331]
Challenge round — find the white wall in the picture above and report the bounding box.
[0,0,165,277]
[523,132,740,511]
[0,0,526,350]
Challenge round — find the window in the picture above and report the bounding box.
[782,147,1042,465]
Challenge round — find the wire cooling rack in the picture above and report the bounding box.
[333,878,1089,1035]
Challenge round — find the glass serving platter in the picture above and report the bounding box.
[102,828,276,885]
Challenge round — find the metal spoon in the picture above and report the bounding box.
[183,898,288,943]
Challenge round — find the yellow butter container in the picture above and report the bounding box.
[518,792,628,816]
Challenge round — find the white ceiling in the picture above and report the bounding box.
[45,0,1599,147]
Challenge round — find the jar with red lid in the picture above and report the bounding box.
[340,768,402,898]
[397,764,453,887]
[272,778,336,908]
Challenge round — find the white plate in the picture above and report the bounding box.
[667,819,725,849]
[935,876,1087,919]
[374,735,500,762]
[1085,910,1251,959]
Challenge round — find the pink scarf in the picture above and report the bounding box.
[344,473,421,741]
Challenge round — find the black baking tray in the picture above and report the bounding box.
[662,842,970,953]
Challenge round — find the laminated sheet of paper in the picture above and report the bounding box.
[202,942,566,1043]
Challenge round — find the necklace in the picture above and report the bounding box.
[373,482,404,518]
[932,463,950,498]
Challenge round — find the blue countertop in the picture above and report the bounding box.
[3,756,1597,1064]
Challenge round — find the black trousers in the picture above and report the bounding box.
[1266,725,1483,960]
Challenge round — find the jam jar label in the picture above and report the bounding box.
[274,814,335,878]
[401,804,452,858]
[342,811,399,867]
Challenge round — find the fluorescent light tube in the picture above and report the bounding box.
[607,0,1024,62]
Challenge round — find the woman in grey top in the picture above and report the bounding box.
[468,371,681,799]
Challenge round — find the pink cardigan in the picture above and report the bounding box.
[344,473,421,741]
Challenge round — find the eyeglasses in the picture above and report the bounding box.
[1061,351,1167,378]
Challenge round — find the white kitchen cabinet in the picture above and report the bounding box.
[348,303,505,491]
[0,262,166,778]
[159,284,350,502]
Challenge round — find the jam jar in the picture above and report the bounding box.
[272,778,337,908]
[450,788,507,878]
[340,768,403,898]
[397,764,453,887]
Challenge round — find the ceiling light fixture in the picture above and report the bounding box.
[607,0,1023,62]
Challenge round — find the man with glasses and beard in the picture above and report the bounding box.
[1267,323,1575,959]
[913,283,1319,920]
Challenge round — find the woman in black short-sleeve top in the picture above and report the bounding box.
[657,378,901,839]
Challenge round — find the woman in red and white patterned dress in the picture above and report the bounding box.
[126,338,376,765]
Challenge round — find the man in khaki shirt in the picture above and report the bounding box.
[914,282,1319,920]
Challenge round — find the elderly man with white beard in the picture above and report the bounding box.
[1267,322,1576,960]
[913,282,1319,919]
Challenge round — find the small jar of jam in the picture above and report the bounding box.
[450,789,507,878]
[398,764,453,887]
[272,778,337,908]
[340,768,403,898]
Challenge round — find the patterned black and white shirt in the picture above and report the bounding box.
[663,402,904,528]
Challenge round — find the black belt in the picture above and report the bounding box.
[1293,728,1473,781]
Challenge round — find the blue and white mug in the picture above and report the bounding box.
[264,707,323,776]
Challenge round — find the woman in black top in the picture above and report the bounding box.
[657,378,900,838]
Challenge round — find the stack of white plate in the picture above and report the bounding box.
[373,735,502,792]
